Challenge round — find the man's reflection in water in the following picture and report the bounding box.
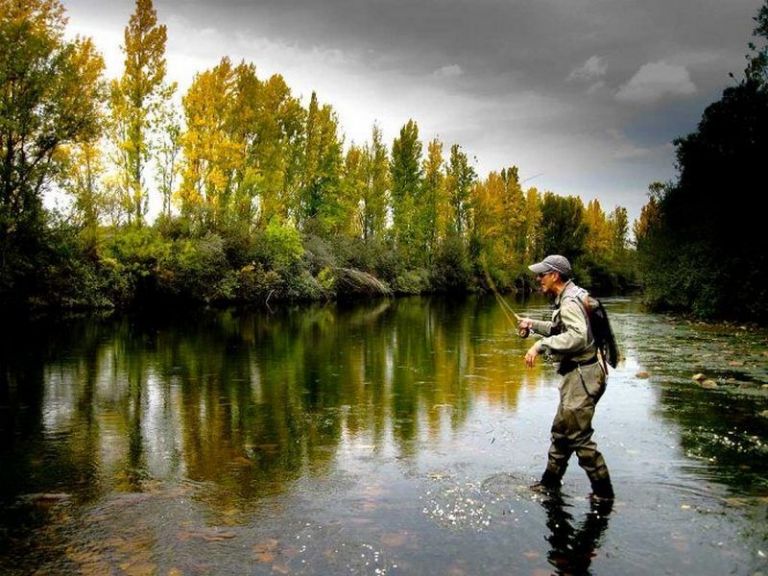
[541,495,613,575]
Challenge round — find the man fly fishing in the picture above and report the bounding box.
[517,255,615,501]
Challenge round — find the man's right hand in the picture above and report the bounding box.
[518,318,533,338]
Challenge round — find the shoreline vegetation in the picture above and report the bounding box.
[1,0,766,321]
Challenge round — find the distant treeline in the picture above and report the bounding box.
[0,0,637,310]
[635,1,768,322]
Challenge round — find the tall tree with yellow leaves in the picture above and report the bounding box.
[108,0,174,226]
[178,57,244,230]
[421,138,445,262]
[253,74,305,226]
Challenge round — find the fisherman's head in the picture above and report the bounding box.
[529,254,571,295]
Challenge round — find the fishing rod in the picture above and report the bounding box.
[481,257,531,338]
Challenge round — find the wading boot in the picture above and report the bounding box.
[589,476,615,502]
[530,469,562,494]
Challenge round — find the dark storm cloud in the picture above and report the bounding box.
[163,0,759,88]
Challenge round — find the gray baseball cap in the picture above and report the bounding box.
[528,254,572,276]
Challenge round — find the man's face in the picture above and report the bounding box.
[536,270,558,295]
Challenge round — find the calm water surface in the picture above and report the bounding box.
[1,296,767,575]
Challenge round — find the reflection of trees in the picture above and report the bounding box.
[1,321,47,503]
[2,296,537,505]
[0,317,128,515]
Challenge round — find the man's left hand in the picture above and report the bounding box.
[525,344,539,368]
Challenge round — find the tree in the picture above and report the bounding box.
[523,187,542,263]
[421,138,445,261]
[57,139,107,247]
[636,1,768,319]
[498,166,526,262]
[745,0,768,87]
[340,144,366,237]
[359,124,389,241]
[633,183,665,248]
[539,193,588,263]
[297,92,343,235]
[445,144,476,239]
[154,97,181,220]
[608,206,629,257]
[178,57,244,230]
[470,172,505,281]
[1,0,105,293]
[390,120,423,264]
[253,74,305,227]
[109,0,174,226]
[583,199,611,255]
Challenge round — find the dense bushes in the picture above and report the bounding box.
[2,211,640,310]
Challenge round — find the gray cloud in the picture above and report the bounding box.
[66,0,764,221]
[568,56,608,83]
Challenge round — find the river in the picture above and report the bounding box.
[1,295,767,575]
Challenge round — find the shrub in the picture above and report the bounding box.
[431,236,472,292]
[251,220,304,276]
[158,233,230,302]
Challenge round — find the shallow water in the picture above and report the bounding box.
[1,296,767,575]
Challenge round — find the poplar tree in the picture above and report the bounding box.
[584,199,612,254]
[360,125,389,242]
[178,57,243,230]
[608,206,629,257]
[340,144,366,238]
[421,138,445,261]
[445,144,476,239]
[254,74,305,226]
[523,187,543,262]
[539,193,588,262]
[298,92,343,235]
[109,0,174,226]
[470,172,505,274]
[390,120,423,264]
[155,100,181,220]
[499,166,525,259]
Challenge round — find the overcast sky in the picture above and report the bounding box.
[64,0,763,223]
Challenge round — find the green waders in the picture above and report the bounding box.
[541,360,614,499]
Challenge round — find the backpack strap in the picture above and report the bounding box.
[562,293,594,348]
[564,293,609,374]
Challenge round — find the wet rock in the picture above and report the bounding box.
[700,379,719,389]
[759,410,768,419]
[635,371,650,379]
[177,528,237,542]
[692,373,706,382]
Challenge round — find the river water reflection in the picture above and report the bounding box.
[1,296,767,575]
